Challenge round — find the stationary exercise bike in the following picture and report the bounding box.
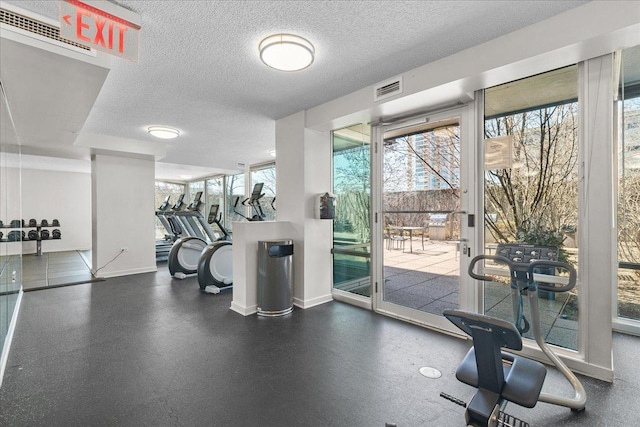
[197,204,233,294]
[440,251,586,427]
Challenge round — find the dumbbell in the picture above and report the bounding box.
[0,231,3,240]
[28,229,38,240]
[52,229,61,239]
[7,230,21,241]
[28,218,37,227]
[0,220,3,227]
[10,219,21,228]
[52,219,60,226]
[40,229,50,240]
[41,219,49,227]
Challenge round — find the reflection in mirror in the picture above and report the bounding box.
[0,81,23,361]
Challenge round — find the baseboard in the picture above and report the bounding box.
[293,293,333,310]
[1,289,23,389]
[331,290,372,310]
[96,266,157,279]
[230,301,257,316]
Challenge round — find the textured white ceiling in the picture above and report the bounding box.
[5,0,588,179]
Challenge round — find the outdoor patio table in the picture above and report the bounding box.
[388,226,425,253]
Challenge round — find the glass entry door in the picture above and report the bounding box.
[374,107,475,332]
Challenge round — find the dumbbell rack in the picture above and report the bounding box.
[0,221,61,256]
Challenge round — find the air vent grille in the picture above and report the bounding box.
[374,76,403,102]
[0,8,91,51]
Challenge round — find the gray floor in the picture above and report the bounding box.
[21,250,102,291]
[1,265,639,426]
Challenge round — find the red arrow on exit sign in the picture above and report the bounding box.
[59,0,140,62]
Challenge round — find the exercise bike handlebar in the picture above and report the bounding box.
[468,254,514,282]
[527,260,577,293]
[468,255,576,293]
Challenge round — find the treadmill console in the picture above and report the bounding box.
[208,204,220,224]
[187,191,203,211]
[158,195,171,211]
[250,183,264,201]
[172,194,186,211]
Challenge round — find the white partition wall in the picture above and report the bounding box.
[91,154,156,278]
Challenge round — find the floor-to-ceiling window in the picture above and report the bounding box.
[250,164,276,221]
[187,180,205,204]
[225,173,245,230]
[332,124,371,299]
[205,176,224,220]
[483,65,580,351]
[154,181,185,240]
[616,45,640,332]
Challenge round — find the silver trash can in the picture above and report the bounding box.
[257,240,294,316]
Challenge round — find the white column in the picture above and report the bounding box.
[275,112,333,309]
[91,154,156,278]
[578,54,615,381]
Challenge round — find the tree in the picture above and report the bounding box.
[484,103,580,252]
[333,143,370,242]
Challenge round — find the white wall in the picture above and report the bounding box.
[91,154,156,278]
[20,168,91,254]
[302,127,333,306]
[275,112,305,300]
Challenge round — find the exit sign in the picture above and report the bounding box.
[59,0,141,62]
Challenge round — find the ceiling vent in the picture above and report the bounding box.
[236,162,246,169]
[0,7,91,52]
[374,76,403,102]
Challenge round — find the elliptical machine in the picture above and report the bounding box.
[440,250,586,427]
[197,204,233,294]
[167,234,207,279]
[167,193,208,279]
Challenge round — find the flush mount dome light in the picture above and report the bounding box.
[148,126,180,139]
[259,34,315,71]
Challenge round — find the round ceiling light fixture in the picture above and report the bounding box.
[147,126,180,139]
[259,34,315,71]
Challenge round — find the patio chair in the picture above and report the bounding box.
[388,227,408,251]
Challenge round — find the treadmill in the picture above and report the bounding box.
[171,194,200,238]
[174,191,218,242]
[155,195,178,262]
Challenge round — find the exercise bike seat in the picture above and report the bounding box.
[444,309,547,409]
[456,348,546,408]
